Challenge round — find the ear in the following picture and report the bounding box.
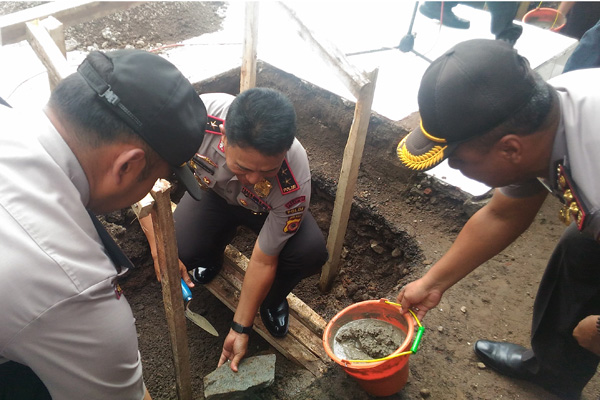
[111,148,146,186]
[496,134,523,163]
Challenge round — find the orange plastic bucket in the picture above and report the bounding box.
[522,8,566,32]
[323,299,415,397]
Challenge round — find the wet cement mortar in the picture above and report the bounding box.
[3,2,599,399]
[333,319,406,360]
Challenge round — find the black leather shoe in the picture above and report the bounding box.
[419,4,470,29]
[260,299,289,338]
[496,24,523,47]
[190,264,222,284]
[474,340,536,380]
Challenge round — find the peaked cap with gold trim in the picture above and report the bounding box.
[397,39,537,171]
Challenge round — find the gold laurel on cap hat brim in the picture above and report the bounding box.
[397,135,447,171]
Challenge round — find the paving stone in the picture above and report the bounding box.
[203,354,276,399]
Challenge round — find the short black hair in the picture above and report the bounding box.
[225,87,296,156]
[49,53,161,171]
[49,52,141,148]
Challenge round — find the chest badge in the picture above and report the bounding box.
[556,164,586,230]
[254,179,272,198]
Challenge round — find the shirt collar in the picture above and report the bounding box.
[37,112,90,205]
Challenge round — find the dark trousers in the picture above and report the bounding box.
[174,190,328,306]
[0,361,51,400]
[529,223,600,396]
[563,19,600,73]
[421,1,520,38]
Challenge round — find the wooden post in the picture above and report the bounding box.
[240,2,259,92]
[25,19,72,90]
[319,69,379,293]
[40,16,66,57]
[149,181,192,400]
[278,2,369,99]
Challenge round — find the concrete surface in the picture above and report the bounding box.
[0,1,578,197]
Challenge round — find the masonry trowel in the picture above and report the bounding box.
[181,279,219,336]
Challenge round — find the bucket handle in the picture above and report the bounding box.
[342,301,425,364]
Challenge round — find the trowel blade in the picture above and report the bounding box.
[185,302,219,337]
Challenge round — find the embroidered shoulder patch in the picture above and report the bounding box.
[285,196,305,209]
[276,159,299,195]
[283,215,302,233]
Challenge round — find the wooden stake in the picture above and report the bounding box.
[25,20,72,90]
[319,69,379,293]
[150,180,192,400]
[240,2,259,92]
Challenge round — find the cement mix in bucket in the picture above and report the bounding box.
[333,319,406,360]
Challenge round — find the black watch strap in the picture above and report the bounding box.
[231,321,253,335]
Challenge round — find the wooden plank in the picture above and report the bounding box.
[205,258,329,376]
[223,246,327,337]
[1,1,141,45]
[40,16,66,57]
[240,2,259,92]
[218,259,327,361]
[25,20,72,90]
[278,2,369,99]
[131,192,155,219]
[150,180,192,400]
[319,69,379,292]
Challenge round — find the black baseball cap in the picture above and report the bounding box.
[397,39,537,171]
[77,49,206,200]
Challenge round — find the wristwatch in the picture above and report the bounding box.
[596,316,600,335]
[231,321,253,335]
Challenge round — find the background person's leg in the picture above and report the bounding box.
[0,361,51,400]
[530,223,600,397]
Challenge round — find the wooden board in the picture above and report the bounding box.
[1,1,141,45]
[204,245,330,377]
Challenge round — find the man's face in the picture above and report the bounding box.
[224,140,285,186]
[91,159,171,214]
[447,140,522,188]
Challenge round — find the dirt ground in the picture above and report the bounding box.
[2,2,599,399]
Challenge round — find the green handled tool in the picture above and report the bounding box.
[181,279,219,336]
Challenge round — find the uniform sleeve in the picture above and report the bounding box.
[257,140,311,256]
[5,282,146,400]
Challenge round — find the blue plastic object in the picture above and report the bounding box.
[181,279,192,302]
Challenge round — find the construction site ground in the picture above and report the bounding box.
[1,2,598,399]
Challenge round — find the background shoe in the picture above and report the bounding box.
[474,340,536,380]
[419,3,470,29]
[496,24,523,46]
[190,264,222,284]
[260,299,289,338]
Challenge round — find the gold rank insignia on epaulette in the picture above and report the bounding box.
[276,158,299,195]
[206,114,224,135]
[557,164,587,230]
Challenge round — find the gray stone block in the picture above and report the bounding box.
[203,354,276,399]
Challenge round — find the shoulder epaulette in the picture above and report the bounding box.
[276,158,299,195]
[206,114,224,135]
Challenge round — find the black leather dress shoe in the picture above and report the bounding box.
[190,264,222,284]
[474,340,536,380]
[419,4,470,29]
[260,299,289,338]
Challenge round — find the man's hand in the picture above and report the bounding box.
[573,315,600,356]
[218,330,249,372]
[396,278,443,320]
[151,255,194,288]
